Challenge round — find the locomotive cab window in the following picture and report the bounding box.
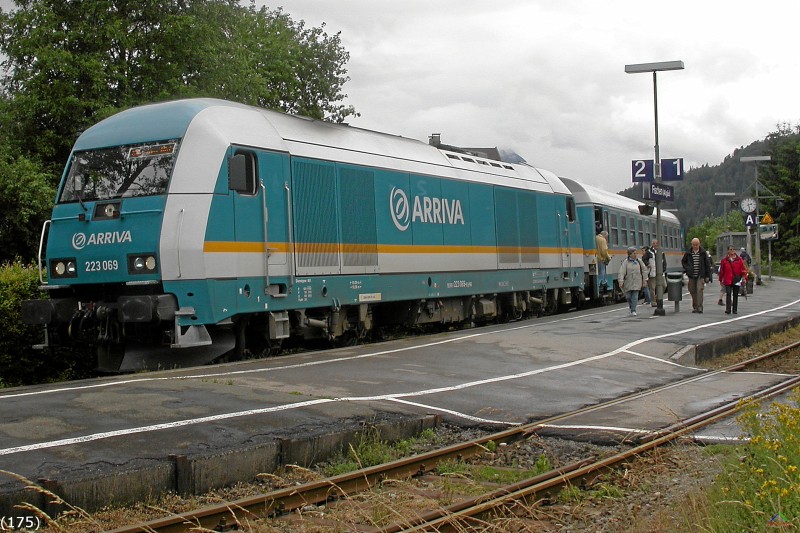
[59,139,180,203]
[229,150,257,195]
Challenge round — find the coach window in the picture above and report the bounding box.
[566,197,576,222]
[621,216,628,246]
[229,150,258,195]
[610,213,619,245]
[629,218,636,246]
[637,219,644,246]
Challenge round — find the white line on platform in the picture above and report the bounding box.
[622,349,700,368]
[385,398,521,426]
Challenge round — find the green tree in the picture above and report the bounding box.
[0,134,55,262]
[760,123,800,260]
[685,210,746,257]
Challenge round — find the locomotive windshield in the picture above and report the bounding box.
[59,139,180,203]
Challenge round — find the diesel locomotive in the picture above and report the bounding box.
[22,98,682,371]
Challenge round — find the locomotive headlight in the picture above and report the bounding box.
[128,253,158,274]
[50,258,78,279]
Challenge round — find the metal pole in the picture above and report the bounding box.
[768,240,773,280]
[625,60,683,316]
[652,71,665,316]
[754,168,762,284]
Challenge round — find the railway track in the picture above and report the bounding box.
[106,340,800,533]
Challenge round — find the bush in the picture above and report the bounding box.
[0,261,44,386]
[771,260,800,279]
[0,261,87,386]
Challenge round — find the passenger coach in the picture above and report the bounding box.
[562,177,683,299]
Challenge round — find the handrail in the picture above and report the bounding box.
[284,182,295,293]
[176,208,185,279]
[37,220,51,284]
[261,182,269,287]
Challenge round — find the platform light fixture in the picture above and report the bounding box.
[625,60,684,316]
[714,191,735,216]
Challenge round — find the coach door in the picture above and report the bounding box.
[229,150,269,284]
[557,196,578,271]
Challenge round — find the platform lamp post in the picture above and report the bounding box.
[741,155,771,285]
[714,192,736,223]
[625,60,684,316]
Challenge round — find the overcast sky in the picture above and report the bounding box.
[264,1,799,193]
[2,1,798,194]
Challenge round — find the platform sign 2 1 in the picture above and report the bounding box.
[632,158,684,182]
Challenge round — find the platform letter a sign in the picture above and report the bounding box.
[744,213,757,227]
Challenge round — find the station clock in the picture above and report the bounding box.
[740,197,757,213]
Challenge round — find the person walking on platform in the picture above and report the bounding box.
[640,245,654,304]
[719,245,747,315]
[596,230,611,292]
[739,247,752,267]
[619,246,647,316]
[681,238,713,313]
[649,239,666,306]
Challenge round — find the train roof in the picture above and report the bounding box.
[74,98,571,196]
[560,176,680,224]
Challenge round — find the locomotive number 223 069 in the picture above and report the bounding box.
[85,259,119,272]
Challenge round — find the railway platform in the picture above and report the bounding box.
[2,276,799,515]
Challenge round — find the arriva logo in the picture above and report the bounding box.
[389,187,465,232]
[72,231,133,250]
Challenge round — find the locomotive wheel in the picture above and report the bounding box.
[542,290,558,316]
[243,317,283,358]
[334,330,359,348]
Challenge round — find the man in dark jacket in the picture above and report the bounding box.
[681,238,713,313]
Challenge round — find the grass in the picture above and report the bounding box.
[320,425,441,477]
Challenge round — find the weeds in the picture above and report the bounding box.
[698,389,800,531]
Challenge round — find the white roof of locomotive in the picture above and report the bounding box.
[83,98,570,196]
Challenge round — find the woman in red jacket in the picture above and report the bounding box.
[718,245,747,315]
